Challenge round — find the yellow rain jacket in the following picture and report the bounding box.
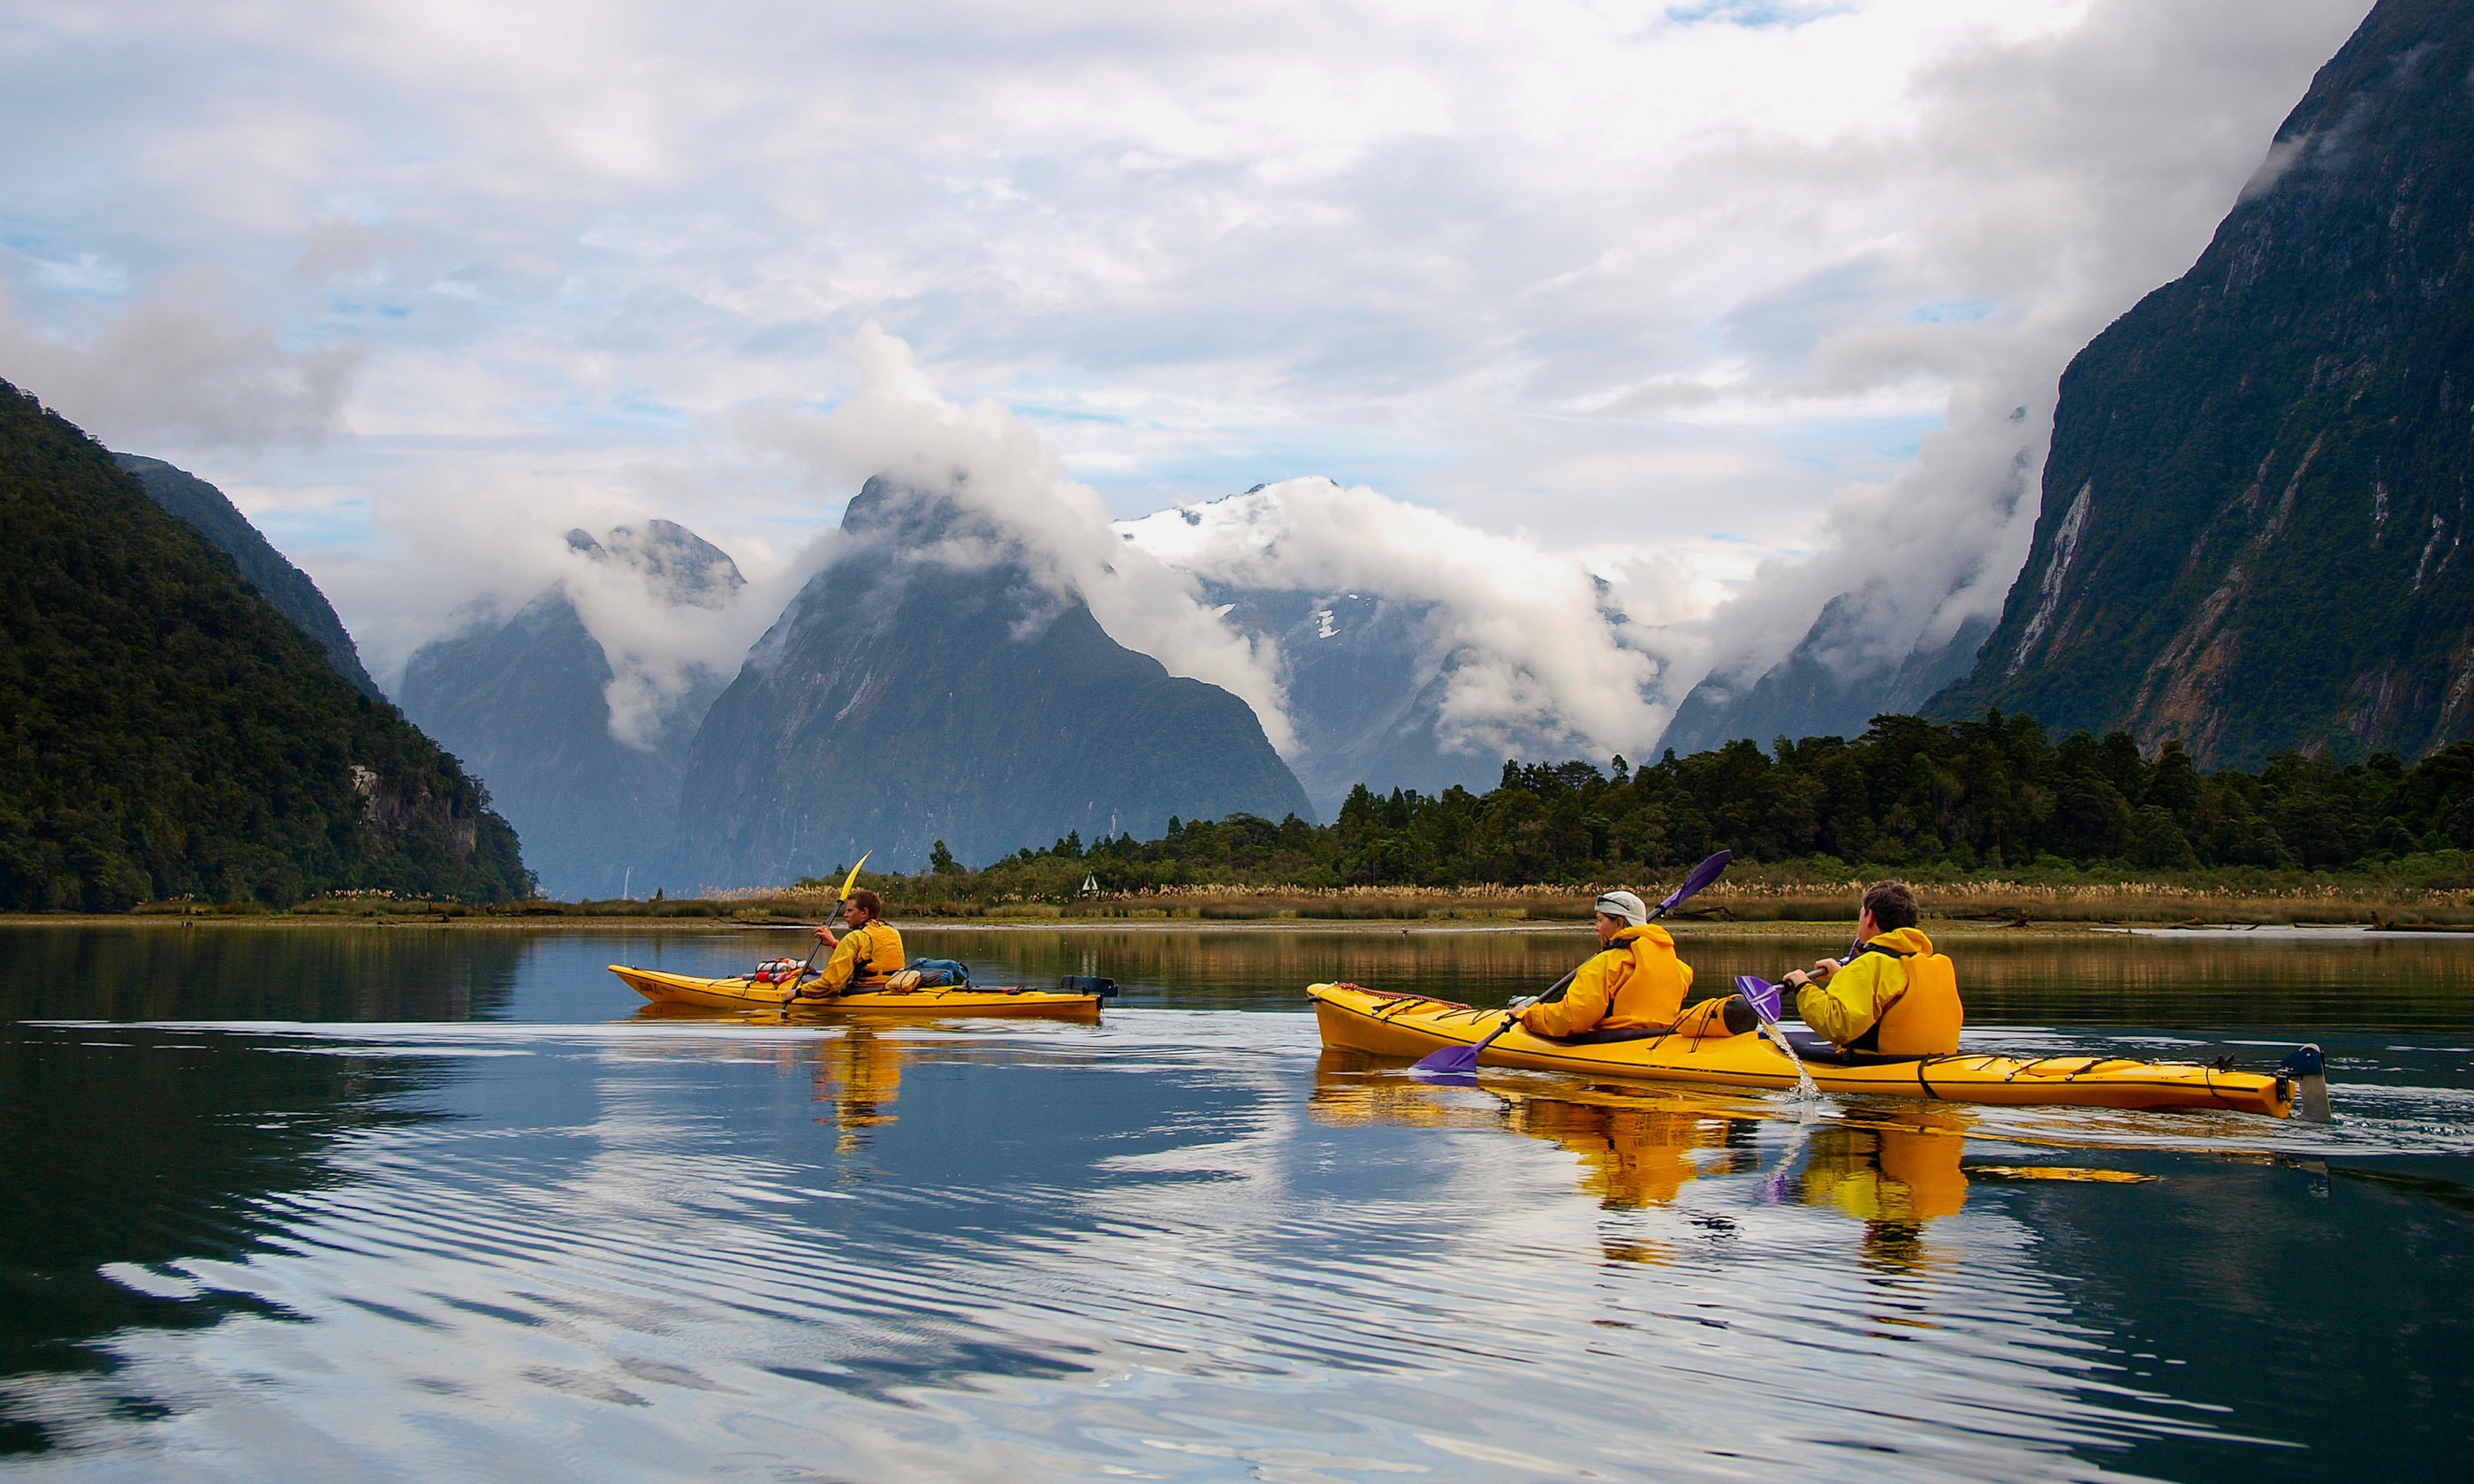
[1794,926,1962,1055]
[812,920,907,995]
[1519,924,1694,1038]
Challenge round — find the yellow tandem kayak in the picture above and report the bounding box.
[1308,981,2299,1117]
[611,965,1108,1018]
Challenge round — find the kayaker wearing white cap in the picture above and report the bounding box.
[1515,890,1696,1039]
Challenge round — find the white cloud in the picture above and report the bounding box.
[733,326,1297,750]
[0,0,2378,743]
[1124,477,1668,760]
[0,280,361,446]
[1644,0,2374,709]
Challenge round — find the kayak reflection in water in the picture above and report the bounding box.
[1310,1053,1971,1265]
[1309,1054,1763,1210]
[1792,1114,1969,1273]
[805,889,908,1000]
[813,1029,903,1153]
[1507,1094,1757,1209]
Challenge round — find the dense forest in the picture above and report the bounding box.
[869,711,2474,897]
[0,382,531,911]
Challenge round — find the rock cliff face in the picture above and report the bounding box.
[398,522,740,900]
[1124,482,1638,814]
[0,381,528,908]
[112,454,383,700]
[1202,587,1504,816]
[669,477,1312,885]
[1662,588,1991,755]
[1934,0,2474,764]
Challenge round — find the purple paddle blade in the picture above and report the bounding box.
[1412,1013,1517,1076]
[1658,850,1733,914]
[1411,1043,1482,1076]
[1734,973,1783,1024]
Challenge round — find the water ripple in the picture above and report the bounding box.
[1,1008,2465,1479]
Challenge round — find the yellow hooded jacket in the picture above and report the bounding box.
[814,920,907,994]
[1519,923,1694,1038]
[1794,926,1954,1051]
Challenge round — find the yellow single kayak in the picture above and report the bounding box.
[611,965,1107,1018]
[1309,982,2299,1117]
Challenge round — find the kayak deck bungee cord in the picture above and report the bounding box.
[611,965,1111,1017]
[1309,981,2305,1117]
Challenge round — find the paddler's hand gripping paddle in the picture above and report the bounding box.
[1412,850,1732,1077]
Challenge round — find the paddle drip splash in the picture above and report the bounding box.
[1736,975,1818,1116]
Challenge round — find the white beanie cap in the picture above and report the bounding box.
[1595,890,1648,926]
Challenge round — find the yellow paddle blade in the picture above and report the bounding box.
[838,852,870,904]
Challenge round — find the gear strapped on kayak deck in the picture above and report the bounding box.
[611,964,1115,1018]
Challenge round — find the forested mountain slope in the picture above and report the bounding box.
[0,382,529,909]
[112,454,383,700]
[1936,0,2474,764]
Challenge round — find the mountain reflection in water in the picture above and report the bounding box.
[0,925,2467,1480]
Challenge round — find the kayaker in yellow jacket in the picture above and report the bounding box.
[1782,881,1963,1055]
[804,889,907,997]
[1517,890,1694,1037]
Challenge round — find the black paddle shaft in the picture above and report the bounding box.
[785,899,858,1003]
[1415,852,1732,1077]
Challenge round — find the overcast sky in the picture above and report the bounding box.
[0,0,2373,705]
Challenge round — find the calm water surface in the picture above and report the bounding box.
[2,923,2469,1481]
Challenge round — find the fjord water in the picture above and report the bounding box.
[2,926,2469,1481]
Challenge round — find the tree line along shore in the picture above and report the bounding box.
[21,874,2470,928]
[53,713,2474,928]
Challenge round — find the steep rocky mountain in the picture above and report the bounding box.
[398,521,740,901]
[670,477,1312,885]
[1934,0,2474,765]
[1662,595,1990,754]
[1202,586,1504,815]
[1123,482,1632,814]
[112,453,383,699]
[0,381,529,909]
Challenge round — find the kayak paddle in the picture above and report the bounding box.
[1734,973,1785,1025]
[1410,849,1733,1077]
[784,853,869,1007]
[1734,973,1821,1115]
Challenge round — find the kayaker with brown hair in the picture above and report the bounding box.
[1780,880,1962,1055]
[803,889,907,998]
[1515,890,1696,1039]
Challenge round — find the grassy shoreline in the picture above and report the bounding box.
[11,871,2474,932]
[4,917,2469,942]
